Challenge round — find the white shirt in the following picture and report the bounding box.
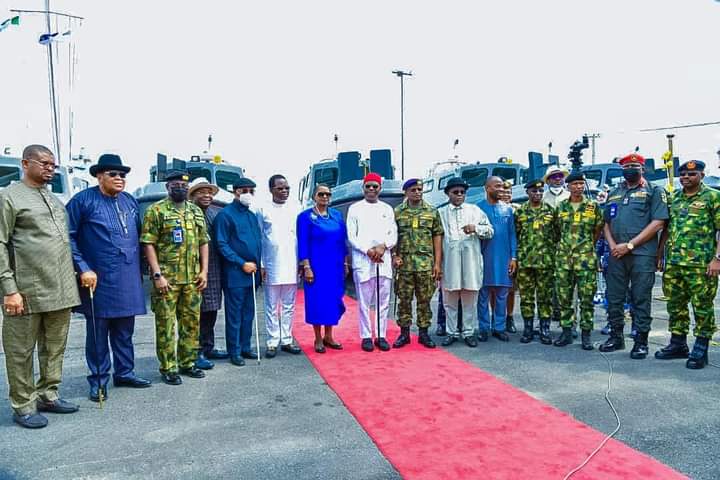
[346,199,397,282]
[543,188,570,209]
[256,200,300,285]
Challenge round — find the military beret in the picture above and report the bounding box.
[233,177,257,190]
[566,172,586,184]
[444,177,469,194]
[678,160,705,172]
[619,153,645,166]
[524,179,544,190]
[165,170,190,183]
[402,178,421,190]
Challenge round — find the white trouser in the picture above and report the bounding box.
[355,276,392,340]
[443,288,478,338]
[264,284,296,348]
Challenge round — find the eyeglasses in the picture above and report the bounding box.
[317,192,332,198]
[364,184,380,190]
[105,171,127,179]
[449,189,466,195]
[678,171,700,177]
[29,159,59,170]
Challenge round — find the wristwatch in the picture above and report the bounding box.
[152,271,162,280]
[627,242,635,251]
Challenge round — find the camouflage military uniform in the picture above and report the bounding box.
[515,202,557,321]
[555,199,603,330]
[663,185,720,338]
[141,198,209,374]
[394,200,444,328]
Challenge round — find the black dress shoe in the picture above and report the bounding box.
[435,324,447,337]
[323,339,343,350]
[265,347,278,358]
[375,337,391,351]
[478,331,489,342]
[314,344,326,354]
[13,412,48,429]
[114,375,152,388]
[441,336,457,347]
[230,356,246,366]
[89,385,108,402]
[492,331,510,342]
[37,398,79,414]
[178,366,206,378]
[207,349,230,360]
[361,338,374,352]
[281,344,302,355]
[195,353,214,370]
[161,372,182,385]
[241,350,258,359]
[464,336,478,348]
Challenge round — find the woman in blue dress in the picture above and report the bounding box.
[297,184,349,353]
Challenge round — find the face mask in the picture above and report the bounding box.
[549,186,564,195]
[622,168,641,183]
[169,187,188,202]
[238,192,253,207]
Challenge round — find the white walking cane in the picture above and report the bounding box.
[252,273,261,364]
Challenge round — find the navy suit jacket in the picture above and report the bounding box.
[214,201,262,289]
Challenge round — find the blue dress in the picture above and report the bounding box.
[297,207,347,326]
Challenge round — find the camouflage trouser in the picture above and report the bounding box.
[517,268,553,321]
[556,269,596,330]
[151,283,201,373]
[663,265,718,338]
[396,271,436,329]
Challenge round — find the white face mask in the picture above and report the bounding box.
[549,186,564,195]
[237,192,253,207]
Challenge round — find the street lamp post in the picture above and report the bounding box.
[392,70,413,179]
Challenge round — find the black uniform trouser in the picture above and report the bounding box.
[606,254,656,333]
[199,310,218,356]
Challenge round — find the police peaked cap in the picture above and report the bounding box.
[565,172,586,183]
[165,170,190,182]
[678,160,705,172]
[232,177,257,190]
[524,178,544,190]
[444,177,469,194]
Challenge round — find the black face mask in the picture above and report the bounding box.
[622,168,641,183]
[169,187,188,202]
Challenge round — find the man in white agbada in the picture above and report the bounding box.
[256,174,302,358]
[438,177,494,347]
[346,172,398,352]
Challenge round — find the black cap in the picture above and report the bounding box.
[89,153,131,177]
[444,177,469,194]
[678,160,705,172]
[232,177,257,190]
[524,178,544,190]
[566,172,586,184]
[165,170,190,183]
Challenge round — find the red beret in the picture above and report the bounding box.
[619,153,645,166]
[363,172,382,185]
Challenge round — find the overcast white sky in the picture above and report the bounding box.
[2,0,719,193]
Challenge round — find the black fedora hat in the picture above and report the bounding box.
[89,153,131,177]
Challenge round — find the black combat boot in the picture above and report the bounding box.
[630,331,649,359]
[520,318,534,343]
[654,334,689,360]
[553,327,573,347]
[686,337,709,369]
[418,328,436,348]
[539,319,553,345]
[581,330,593,350]
[599,326,625,352]
[393,327,411,348]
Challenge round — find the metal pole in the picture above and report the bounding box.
[392,70,412,179]
[45,0,61,163]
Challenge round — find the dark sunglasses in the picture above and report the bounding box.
[317,192,332,198]
[364,184,380,190]
[678,171,700,177]
[449,189,466,195]
[105,171,127,179]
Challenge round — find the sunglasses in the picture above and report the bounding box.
[364,184,380,190]
[678,171,700,177]
[29,159,59,170]
[449,189,466,195]
[105,171,127,179]
[317,192,332,198]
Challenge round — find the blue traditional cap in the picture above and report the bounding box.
[524,178,544,190]
[232,177,257,190]
[402,178,421,190]
[165,170,190,183]
[678,160,705,172]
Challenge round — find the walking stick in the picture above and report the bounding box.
[252,273,261,364]
[88,288,103,408]
[376,263,381,343]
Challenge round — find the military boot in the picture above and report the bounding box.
[393,327,411,348]
[506,315,517,334]
[654,334,689,360]
[581,330,594,350]
[599,328,625,352]
[630,331,649,359]
[553,327,573,347]
[520,318,534,343]
[418,328,436,348]
[686,337,709,370]
[539,319,553,345]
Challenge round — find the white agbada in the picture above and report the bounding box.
[256,200,300,285]
[438,202,494,291]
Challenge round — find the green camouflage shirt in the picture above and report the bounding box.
[515,202,557,269]
[666,184,720,268]
[394,200,444,272]
[555,198,603,270]
[140,198,209,284]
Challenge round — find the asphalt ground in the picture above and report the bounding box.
[0,275,718,480]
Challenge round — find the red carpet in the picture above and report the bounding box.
[293,292,686,480]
